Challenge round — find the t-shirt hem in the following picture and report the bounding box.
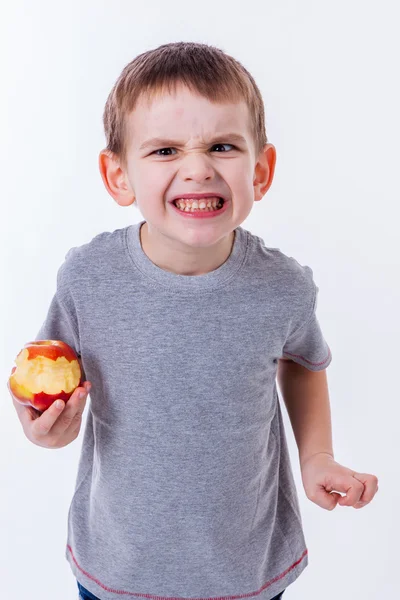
[66,543,308,600]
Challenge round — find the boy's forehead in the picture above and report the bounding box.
[127,87,252,147]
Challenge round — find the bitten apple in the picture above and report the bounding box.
[9,340,83,412]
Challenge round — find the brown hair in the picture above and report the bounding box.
[102,41,268,170]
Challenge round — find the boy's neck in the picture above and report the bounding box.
[139,221,236,276]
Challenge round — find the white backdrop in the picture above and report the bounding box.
[1,1,399,599]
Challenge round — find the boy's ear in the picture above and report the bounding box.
[253,143,276,201]
[98,149,135,206]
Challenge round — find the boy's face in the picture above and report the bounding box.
[100,83,275,274]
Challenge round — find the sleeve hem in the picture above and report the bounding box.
[282,345,332,371]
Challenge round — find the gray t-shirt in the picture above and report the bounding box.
[35,220,332,600]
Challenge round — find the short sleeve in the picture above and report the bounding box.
[34,256,86,380]
[282,279,332,371]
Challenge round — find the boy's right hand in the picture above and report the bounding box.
[8,381,91,449]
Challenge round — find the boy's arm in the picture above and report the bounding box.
[277,358,334,469]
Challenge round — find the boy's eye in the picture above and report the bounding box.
[212,143,235,152]
[152,143,235,156]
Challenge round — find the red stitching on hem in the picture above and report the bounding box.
[67,544,308,599]
[283,346,331,367]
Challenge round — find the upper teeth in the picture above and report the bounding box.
[174,197,221,208]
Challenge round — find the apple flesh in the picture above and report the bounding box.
[9,340,83,412]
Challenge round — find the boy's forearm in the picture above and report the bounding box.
[276,359,334,468]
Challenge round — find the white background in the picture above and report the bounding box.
[1,1,399,599]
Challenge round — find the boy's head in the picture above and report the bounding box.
[98,42,276,267]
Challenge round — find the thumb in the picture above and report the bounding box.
[311,487,342,511]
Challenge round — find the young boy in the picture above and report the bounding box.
[10,42,378,600]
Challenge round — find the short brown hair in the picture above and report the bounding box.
[102,41,268,169]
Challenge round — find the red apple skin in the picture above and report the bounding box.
[9,340,83,412]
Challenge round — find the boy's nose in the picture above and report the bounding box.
[180,153,215,182]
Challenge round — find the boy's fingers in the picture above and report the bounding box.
[32,398,67,437]
[46,386,88,437]
[10,380,91,437]
[31,384,85,437]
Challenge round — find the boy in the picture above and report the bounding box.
[10,42,378,600]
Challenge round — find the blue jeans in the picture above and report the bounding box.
[77,581,285,600]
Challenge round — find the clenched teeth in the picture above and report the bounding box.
[173,197,224,212]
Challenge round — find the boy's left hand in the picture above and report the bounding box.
[300,452,379,510]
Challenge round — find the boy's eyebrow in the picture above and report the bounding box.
[139,133,247,151]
